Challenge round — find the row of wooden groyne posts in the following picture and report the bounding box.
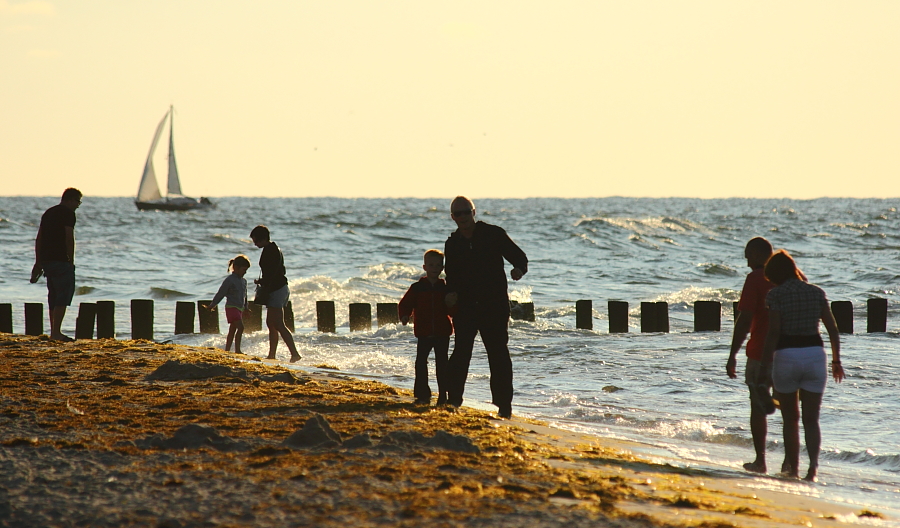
[0,298,890,341]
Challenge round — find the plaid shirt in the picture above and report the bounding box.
[765,278,828,335]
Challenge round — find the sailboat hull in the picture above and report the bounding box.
[136,106,213,212]
[135,197,215,211]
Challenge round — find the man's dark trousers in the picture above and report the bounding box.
[447,302,512,411]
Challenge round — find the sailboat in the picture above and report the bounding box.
[135,106,215,211]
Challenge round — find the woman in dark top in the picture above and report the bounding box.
[250,225,301,363]
[763,250,844,482]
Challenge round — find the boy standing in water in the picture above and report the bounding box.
[399,250,454,405]
[727,237,777,473]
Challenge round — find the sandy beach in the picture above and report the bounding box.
[0,334,891,527]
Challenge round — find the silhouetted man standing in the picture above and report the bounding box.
[31,188,82,341]
[444,196,528,418]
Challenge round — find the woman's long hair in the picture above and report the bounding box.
[764,249,806,285]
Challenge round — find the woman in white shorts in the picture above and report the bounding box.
[250,225,301,363]
[763,250,844,482]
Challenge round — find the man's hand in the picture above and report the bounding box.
[400,316,409,325]
[510,268,524,281]
[445,292,458,308]
[29,263,43,284]
[726,356,737,379]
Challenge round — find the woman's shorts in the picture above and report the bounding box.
[225,307,245,324]
[266,285,290,308]
[773,346,827,394]
[43,261,76,309]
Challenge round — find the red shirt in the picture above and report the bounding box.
[738,268,773,360]
[398,277,454,338]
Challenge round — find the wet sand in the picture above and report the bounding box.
[0,334,890,527]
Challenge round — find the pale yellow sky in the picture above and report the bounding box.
[1,1,898,199]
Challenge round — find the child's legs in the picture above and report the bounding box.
[433,337,450,396]
[414,337,435,401]
[225,324,237,351]
[232,319,244,353]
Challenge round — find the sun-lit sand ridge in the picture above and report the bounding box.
[0,334,888,527]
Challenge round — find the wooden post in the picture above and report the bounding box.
[245,303,263,333]
[349,303,371,331]
[640,302,656,333]
[24,302,43,336]
[867,298,887,333]
[0,303,12,333]
[197,300,219,334]
[693,301,721,332]
[74,302,97,339]
[575,300,592,330]
[510,301,535,322]
[285,301,295,333]
[831,301,853,334]
[96,301,115,339]
[131,299,153,341]
[174,301,195,334]
[608,301,628,333]
[641,302,669,333]
[377,302,399,327]
[317,301,336,333]
[656,302,669,333]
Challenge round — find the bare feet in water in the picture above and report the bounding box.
[742,461,766,473]
[804,466,818,482]
[289,354,301,363]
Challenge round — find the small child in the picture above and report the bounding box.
[207,254,251,354]
[399,249,454,405]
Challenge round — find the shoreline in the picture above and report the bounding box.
[0,334,892,527]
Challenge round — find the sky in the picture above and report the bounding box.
[1,1,898,199]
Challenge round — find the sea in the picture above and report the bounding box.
[1,196,898,520]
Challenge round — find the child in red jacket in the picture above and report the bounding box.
[399,249,454,405]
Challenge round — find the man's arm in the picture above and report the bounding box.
[64,226,75,263]
[727,310,753,378]
[30,228,43,282]
[498,228,528,280]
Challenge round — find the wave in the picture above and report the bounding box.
[827,449,900,470]
[647,286,740,307]
[697,263,739,276]
[149,287,192,299]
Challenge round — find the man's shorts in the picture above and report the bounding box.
[266,285,290,308]
[43,261,75,309]
[773,346,827,394]
[225,307,245,324]
[745,358,773,414]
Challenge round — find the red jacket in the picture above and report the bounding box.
[398,277,454,337]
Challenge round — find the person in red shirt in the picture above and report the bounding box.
[399,250,454,405]
[727,237,777,473]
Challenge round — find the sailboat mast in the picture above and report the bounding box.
[166,105,183,197]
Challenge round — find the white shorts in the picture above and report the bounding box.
[773,346,827,394]
[267,285,290,308]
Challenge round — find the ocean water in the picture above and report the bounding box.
[1,196,898,518]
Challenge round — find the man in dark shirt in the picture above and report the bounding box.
[444,196,528,418]
[31,188,82,341]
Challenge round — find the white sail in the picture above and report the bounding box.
[166,105,183,197]
[136,110,169,202]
